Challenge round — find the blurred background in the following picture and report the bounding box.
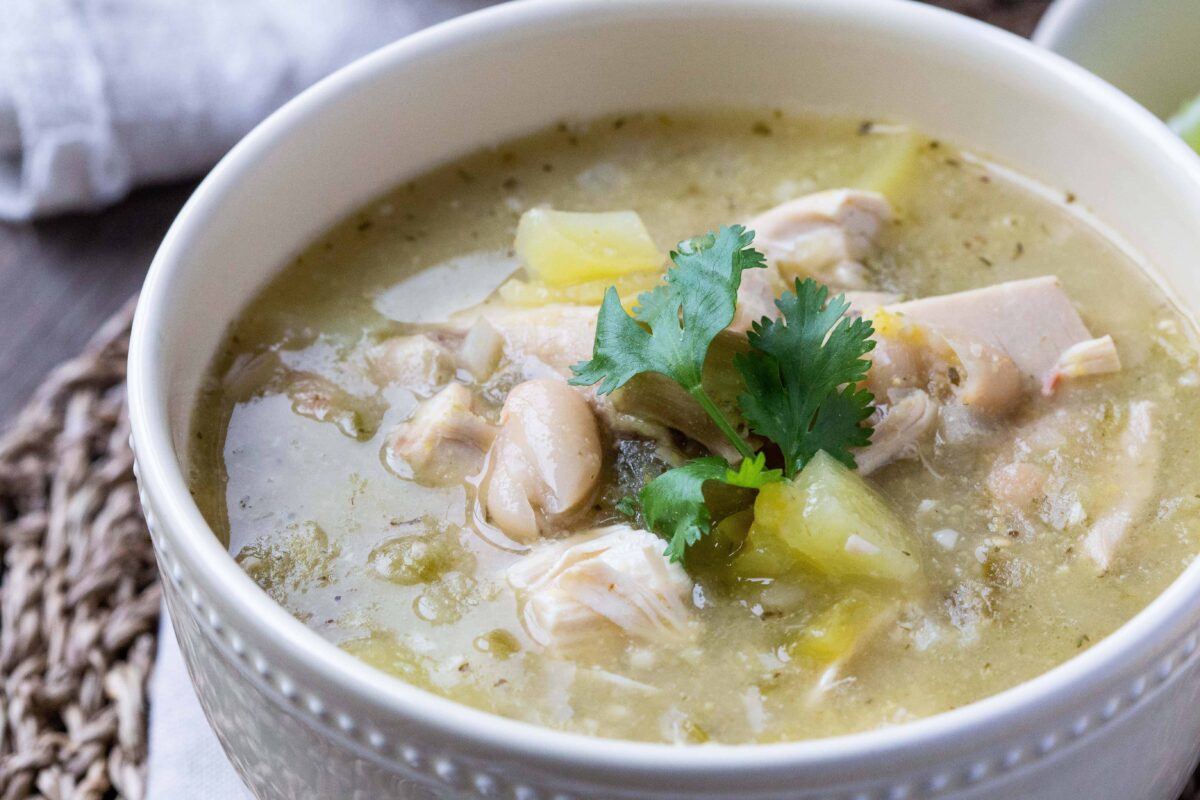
[0,0,1049,427]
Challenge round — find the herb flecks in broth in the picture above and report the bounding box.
[191,112,1200,745]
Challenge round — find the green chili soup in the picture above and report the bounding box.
[188,111,1200,744]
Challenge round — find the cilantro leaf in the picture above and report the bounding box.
[800,386,876,469]
[614,495,638,518]
[642,453,781,563]
[735,279,876,476]
[640,456,729,562]
[723,452,783,489]
[570,225,764,399]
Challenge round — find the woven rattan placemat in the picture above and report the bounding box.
[0,301,159,800]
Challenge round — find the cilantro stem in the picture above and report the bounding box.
[688,386,755,461]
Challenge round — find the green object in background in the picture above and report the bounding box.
[1168,92,1200,154]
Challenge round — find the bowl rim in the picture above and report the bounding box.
[128,0,1200,775]
[1031,0,1097,49]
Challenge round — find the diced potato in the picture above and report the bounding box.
[687,507,754,571]
[515,209,663,287]
[497,270,662,309]
[786,590,894,665]
[854,129,923,206]
[731,520,798,579]
[746,451,921,583]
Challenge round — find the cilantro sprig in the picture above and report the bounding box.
[737,283,876,476]
[570,225,762,460]
[571,227,875,561]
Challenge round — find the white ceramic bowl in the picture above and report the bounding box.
[1035,0,1200,119]
[128,1,1200,798]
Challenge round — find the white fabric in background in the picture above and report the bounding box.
[0,0,497,220]
[146,613,252,800]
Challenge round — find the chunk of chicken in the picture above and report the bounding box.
[385,383,496,484]
[748,189,892,289]
[867,311,1026,418]
[507,525,694,652]
[801,595,900,705]
[984,408,1080,534]
[984,401,1158,570]
[986,461,1051,513]
[855,390,938,475]
[1084,401,1157,571]
[731,262,785,333]
[863,326,926,398]
[481,379,603,544]
[937,404,999,446]
[449,304,597,378]
[731,189,892,333]
[843,290,902,316]
[458,317,505,382]
[287,374,382,441]
[941,334,1025,416]
[368,334,455,389]
[1043,335,1122,395]
[885,277,1092,381]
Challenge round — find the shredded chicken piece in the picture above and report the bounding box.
[885,277,1092,380]
[1043,335,1122,395]
[385,383,495,484]
[287,373,380,440]
[458,317,505,381]
[449,304,597,377]
[864,322,928,398]
[368,334,454,389]
[986,461,1051,513]
[507,525,693,652]
[730,263,785,333]
[806,602,899,706]
[1084,401,1158,571]
[942,335,1024,416]
[937,404,997,445]
[843,290,902,316]
[481,379,603,543]
[728,190,892,332]
[867,312,1025,419]
[855,390,938,475]
[749,189,891,289]
[983,401,1158,571]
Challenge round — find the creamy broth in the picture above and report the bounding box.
[189,111,1200,744]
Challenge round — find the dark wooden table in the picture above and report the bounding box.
[0,0,1050,426]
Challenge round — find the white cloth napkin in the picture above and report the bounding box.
[0,0,497,220]
[113,2,496,795]
[146,613,252,800]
